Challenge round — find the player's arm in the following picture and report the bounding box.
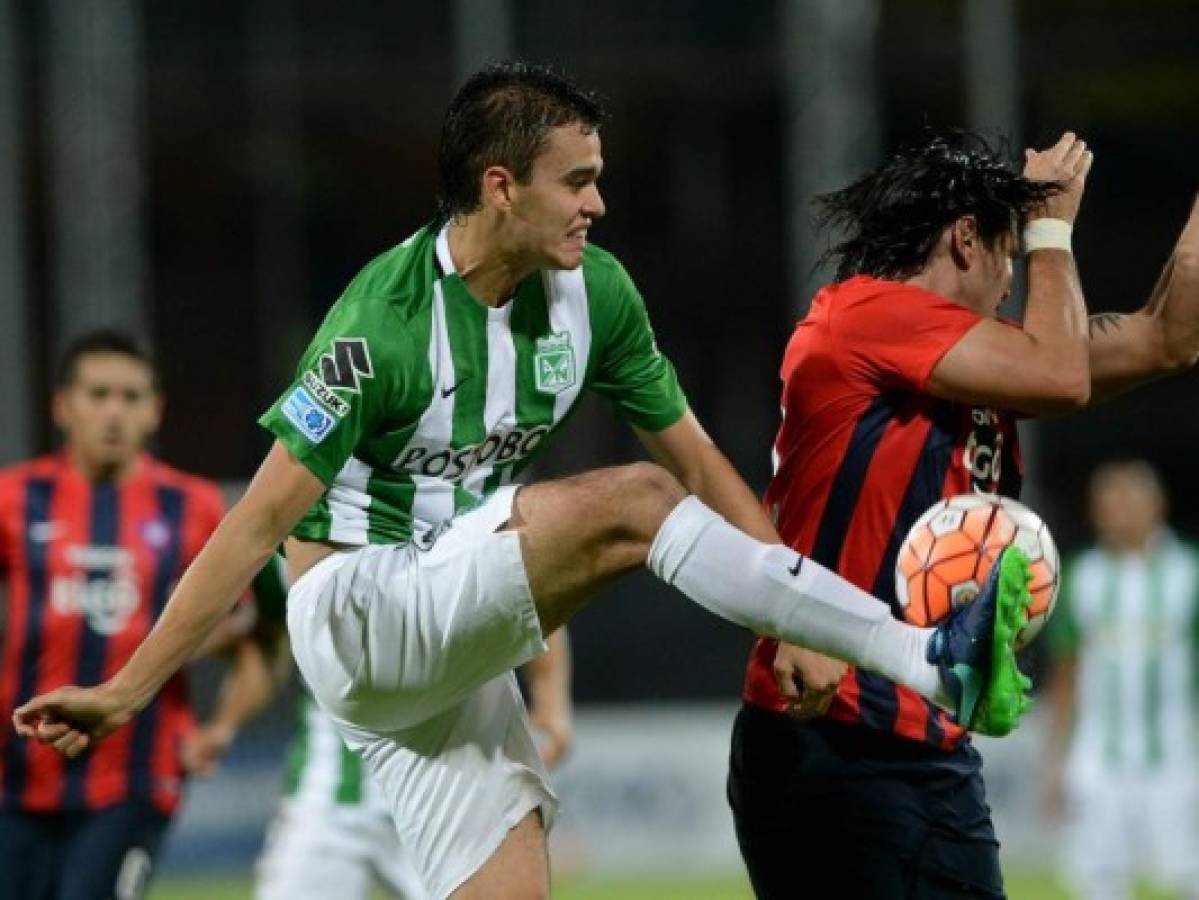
[523,628,572,769]
[927,134,1094,415]
[1084,195,1199,402]
[634,410,777,543]
[13,441,323,756]
[927,252,1090,414]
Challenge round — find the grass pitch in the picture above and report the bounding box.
[149,871,1191,899]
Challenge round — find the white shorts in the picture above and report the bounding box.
[254,800,429,900]
[287,486,558,899]
[1063,764,1199,894]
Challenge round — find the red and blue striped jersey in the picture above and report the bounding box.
[0,453,224,813]
[743,276,1023,749]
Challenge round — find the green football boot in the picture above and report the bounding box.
[926,546,1034,737]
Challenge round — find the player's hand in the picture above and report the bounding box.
[12,684,134,758]
[181,721,237,777]
[1022,131,1094,224]
[530,704,573,770]
[773,642,847,720]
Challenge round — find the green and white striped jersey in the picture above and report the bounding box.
[1047,531,1199,770]
[283,694,387,813]
[260,224,687,544]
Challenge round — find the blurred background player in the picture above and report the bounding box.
[249,555,575,900]
[0,331,270,900]
[728,132,1199,898]
[1044,461,1199,900]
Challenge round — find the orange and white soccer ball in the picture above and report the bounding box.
[894,493,1060,647]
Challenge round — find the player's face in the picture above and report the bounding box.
[1090,470,1164,550]
[508,124,606,270]
[54,353,161,472]
[963,230,1016,317]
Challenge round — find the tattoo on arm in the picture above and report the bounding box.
[1088,313,1124,338]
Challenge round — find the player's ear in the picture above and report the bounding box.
[481,165,517,213]
[146,392,165,435]
[51,388,71,431]
[948,215,979,269]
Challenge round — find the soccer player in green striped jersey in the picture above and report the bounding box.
[15,63,1035,898]
[1045,462,1199,900]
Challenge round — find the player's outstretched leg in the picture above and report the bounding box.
[925,547,1034,737]
[512,464,947,713]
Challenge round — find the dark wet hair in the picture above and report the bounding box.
[436,61,608,223]
[57,329,158,388]
[814,130,1061,282]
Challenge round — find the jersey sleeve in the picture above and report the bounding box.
[587,256,688,432]
[833,283,982,391]
[1044,554,1082,659]
[259,298,396,485]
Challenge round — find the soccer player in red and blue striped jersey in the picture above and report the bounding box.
[730,133,1199,898]
[0,332,254,900]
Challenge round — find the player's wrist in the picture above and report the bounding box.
[105,672,154,714]
[1023,218,1073,254]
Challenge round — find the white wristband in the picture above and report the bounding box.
[1022,218,1072,254]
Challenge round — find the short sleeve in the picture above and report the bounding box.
[587,256,688,432]
[259,298,394,485]
[832,281,982,391]
[1044,554,1082,659]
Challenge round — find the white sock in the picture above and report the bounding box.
[647,496,947,707]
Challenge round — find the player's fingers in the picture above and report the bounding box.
[66,733,91,758]
[1070,147,1093,181]
[13,696,56,726]
[1062,138,1088,172]
[37,723,73,744]
[1047,131,1077,162]
[51,729,84,755]
[774,667,802,702]
[11,709,39,738]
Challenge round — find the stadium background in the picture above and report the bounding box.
[0,1,1195,897]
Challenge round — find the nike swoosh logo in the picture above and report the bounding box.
[787,554,804,577]
[441,377,470,399]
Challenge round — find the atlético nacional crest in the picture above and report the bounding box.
[534,331,576,395]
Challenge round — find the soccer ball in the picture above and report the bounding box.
[895,493,1060,648]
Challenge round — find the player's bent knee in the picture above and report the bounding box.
[601,462,687,547]
[618,461,687,509]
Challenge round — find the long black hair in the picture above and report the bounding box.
[436,61,608,224]
[814,130,1060,282]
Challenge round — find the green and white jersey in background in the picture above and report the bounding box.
[1046,531,1199,771]
[260,224,687,545]
[252,553,386,814]
[282,694,389,814]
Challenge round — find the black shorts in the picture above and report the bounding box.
[727,704,1005,900]
[0,799,172,900]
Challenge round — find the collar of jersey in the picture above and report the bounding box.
[436,223,522,321]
